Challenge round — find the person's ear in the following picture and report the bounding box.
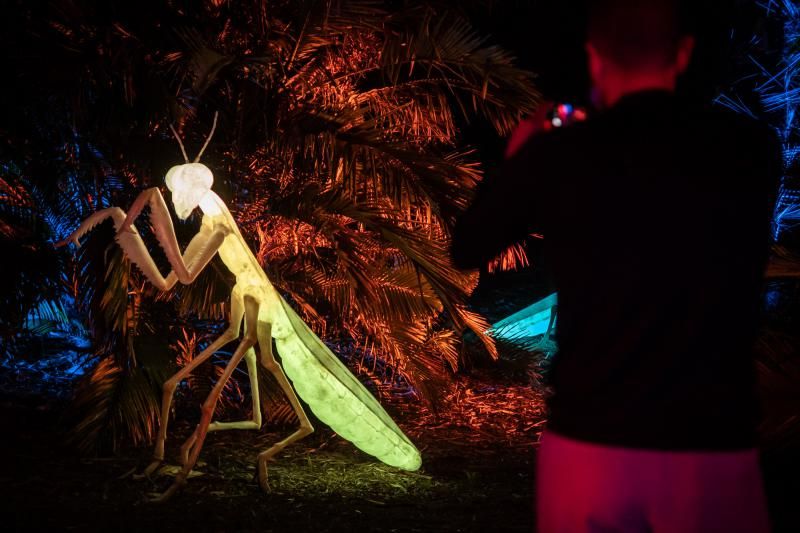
[675,35,695,74]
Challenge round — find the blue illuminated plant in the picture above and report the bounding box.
[717,0,800,243]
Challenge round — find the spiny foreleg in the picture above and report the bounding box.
[56,203,201,292]
[113,187,228,289]
[55,207,128,248]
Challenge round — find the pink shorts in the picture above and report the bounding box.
[536,430,770,533]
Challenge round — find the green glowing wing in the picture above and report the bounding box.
[274,295,422,471]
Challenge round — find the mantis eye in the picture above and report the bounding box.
[165,165,181,191]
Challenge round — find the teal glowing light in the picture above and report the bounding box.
[488,292,558,348]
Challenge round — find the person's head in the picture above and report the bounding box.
[586,0,695,107]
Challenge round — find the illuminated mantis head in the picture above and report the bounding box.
[166,112,218,220]
[165,163,213,220]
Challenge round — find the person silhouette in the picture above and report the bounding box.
[452,1,779,531]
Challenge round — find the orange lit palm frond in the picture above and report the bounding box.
[68,357,162,453]
[353,86,457,145]
[277,114,482,226]
[487,242,530,274]
[381,7,540,136]
[283,189,494,356]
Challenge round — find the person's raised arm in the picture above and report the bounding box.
[450,138,547,270]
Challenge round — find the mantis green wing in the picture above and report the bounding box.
[273,295,422,471]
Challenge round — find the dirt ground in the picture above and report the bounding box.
[0,378,542,533]
[3,371,800,532]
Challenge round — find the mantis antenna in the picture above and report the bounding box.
[194,111,218,163]
[168,124,189,163]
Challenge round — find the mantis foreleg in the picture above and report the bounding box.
[116,187,229,287]
[58,190,226,291]
[118,187,190,281]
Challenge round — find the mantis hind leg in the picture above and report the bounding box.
[255,319,314,493]
[206,346,262,432]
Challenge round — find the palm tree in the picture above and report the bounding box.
[1,0,539,451]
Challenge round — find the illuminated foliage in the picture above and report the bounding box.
[1,0,539,451]
[717,0,800,243]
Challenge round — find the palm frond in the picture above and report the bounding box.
[68,356,162,453]
[756,327,800,449]
[487,242,530,274]
[4,0,539,450]
[767,245,800,279]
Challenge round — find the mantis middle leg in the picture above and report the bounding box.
[137,285,245,478]
[179,336,262,467]
[177,346,262,466]
[149,293,260,502]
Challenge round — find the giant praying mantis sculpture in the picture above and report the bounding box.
[58,115,422,502]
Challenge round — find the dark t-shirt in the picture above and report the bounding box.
[451,91,781,450]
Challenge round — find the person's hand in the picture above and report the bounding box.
[505,102,555,158]
[505,102,588,158]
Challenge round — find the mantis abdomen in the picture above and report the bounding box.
[274,297,422,471]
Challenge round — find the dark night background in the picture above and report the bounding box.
[1,1,799,532]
